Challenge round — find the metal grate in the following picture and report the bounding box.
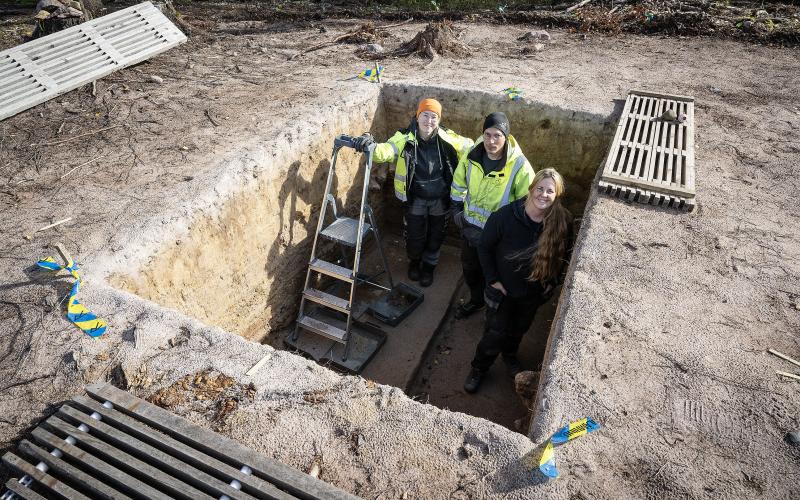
[1,383,359,500]
[599,90,696,211]
[0,2,186,122]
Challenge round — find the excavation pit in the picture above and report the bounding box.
[108,84,613,425]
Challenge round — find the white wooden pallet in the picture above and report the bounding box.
[0,1,186,121]
[599,90,696,211]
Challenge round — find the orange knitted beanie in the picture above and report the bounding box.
[416,98,442,118]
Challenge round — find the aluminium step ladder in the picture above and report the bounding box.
[292,135,393,361]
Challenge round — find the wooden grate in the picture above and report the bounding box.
[599,90,696,211]
[2,383,358,500]
[0,2,186,122]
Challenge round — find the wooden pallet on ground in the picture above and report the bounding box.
[599,90,696,211]
[0,1,186,122]
[2,382,359,500]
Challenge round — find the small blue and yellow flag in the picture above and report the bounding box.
[358,65,384,83]
[502,87,523,101]
[36,256,107,337]
[539,417,601,478]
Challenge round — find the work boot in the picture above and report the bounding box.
[454,300,484,320]
[503,355,523,378]
[463,368,485,394]
[419,262,435,287]
[407,259,421,281]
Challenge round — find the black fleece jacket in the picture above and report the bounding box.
[478,198,572,298]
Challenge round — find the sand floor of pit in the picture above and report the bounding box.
[1,9,799,500]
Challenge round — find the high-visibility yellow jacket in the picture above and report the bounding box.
[450,135,535,228]
[373,125,473,202]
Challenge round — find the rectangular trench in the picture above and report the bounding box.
[107,83,613,429]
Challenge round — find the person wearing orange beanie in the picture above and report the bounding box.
[353,99,473,287]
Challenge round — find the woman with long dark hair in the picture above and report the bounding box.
[463,168,573,393]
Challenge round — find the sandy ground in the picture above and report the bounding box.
[410,282,558,433]
[1,7,800,499]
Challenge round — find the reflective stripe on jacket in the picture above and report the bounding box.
[450,135,535,228]
[373,126,473,202]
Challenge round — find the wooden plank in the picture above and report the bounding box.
[628,88,695,102]
[685,100,696,191]
[21,31,86,56]
[69,396,297,500]
[118,36,169,59]
[0,67,28,88]
[18,438,133,500]
[599,174,695,198]
[2,451,91,500]
[38,43,103,70]
[110,26,160,49]
[86,383,360,500]
[4,478,48,500]
[44,415,215,500]
[30,426,171,500]
[601,93,635,176]
[58,404,259,500]
[80,24,125,65]
[0,83,46,105]
[8,50,58,91]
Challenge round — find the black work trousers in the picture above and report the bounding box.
[471,292,544,372]
[405,198,448,266]
[461,238,485,305]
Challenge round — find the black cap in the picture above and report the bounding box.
[483,112,510,137]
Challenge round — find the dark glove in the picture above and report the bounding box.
[450,207,465,229]
[541,282,557,301]
[484,284,505,312]
[352,133,375,152]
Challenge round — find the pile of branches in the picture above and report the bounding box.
[569,0,800,43]
[291,0,800,45]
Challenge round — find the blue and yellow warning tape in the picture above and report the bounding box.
[358,65,384,83]
[502,86,523,101]
[539,417,601,478]
[36,256,107,337]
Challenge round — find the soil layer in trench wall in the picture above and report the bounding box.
[109,97,389,342]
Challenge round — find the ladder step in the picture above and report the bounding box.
[320,217,371,247]
[303,288,350,313]
[309,258,354,283]
[297,315,347,343]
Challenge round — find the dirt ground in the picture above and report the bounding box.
[410,282,558,433]
[1,2,800,499]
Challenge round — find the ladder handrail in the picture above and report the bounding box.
[307,147,340,269]
[344,144,375,346]
[294,136,393,362]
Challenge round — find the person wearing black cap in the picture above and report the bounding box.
[450,112,535,319]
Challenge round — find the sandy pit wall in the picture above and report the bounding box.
[106,94,392,343]
[105,83,612,346]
